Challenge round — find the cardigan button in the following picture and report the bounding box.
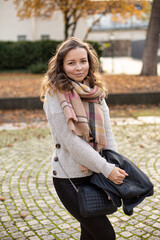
[53,170,57,176]
[55,144,61,149]
[54,157,58,162]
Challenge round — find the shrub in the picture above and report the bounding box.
[0,40,61,70]
[88,41,102,59]
[28,62,48,74]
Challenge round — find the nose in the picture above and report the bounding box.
[76,63,82,70]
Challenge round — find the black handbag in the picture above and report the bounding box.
[77,184,117,217]
[58,158,117,218]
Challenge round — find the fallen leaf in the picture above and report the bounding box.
[7,144,13,147]
[0,196,6,201]
[139,144,145,148]
[20,213,26,219]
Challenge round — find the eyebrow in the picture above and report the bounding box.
[66,57,87,62]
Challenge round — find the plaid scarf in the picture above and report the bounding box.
[56,80,107,152]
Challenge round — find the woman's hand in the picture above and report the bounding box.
[108,166,128,184]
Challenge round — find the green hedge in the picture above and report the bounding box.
[0,40,102,73]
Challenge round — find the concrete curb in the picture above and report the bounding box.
[0,92,160,109]
[107,92,160,105]
[0,97,43,110]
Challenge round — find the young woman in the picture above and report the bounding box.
[41,37,128,240]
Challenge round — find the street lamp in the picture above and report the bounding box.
[110,33,115,73]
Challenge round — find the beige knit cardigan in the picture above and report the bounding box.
[44,90,117,179]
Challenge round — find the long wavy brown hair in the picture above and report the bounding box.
[40,37,107,101]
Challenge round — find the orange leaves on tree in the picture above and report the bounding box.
[110,0,151,23]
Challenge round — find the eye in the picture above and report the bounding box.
[68,62,74,65]
[81,59,87,63]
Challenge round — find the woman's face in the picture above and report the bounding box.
[63,47,89,82]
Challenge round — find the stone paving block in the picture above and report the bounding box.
[40,219,52,225]
[0,226,5,231]
[58,223,71,229]
[41,235,55,240]
[153,229,160,236]
[19,226,30,232]
[29,236,40,240]
[43,224,55,230]
[36,215,47,220]
[50,228,61,234]
[7,226,18,233]
[0,231,9,238]
[30,224,44,230]
[55,232,70,239]
[149,237,160,240]
[143,225,155,233]
[16,222,27,227]
[132,228,146,236]
[125,226,136,232]
[129,236,141,240]
[3,222,13,228]
[36,229,49,236]
[24,230,36,237]
[70,222,80,229]
[1,216,11,222]
[120,231,133,238]
[2,237,13,240]
[153,222,160,228]
[12,231,24,238]
[27,220,39,225]
[72,232,81,239]
[52,219,64,225]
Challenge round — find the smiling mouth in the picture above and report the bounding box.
[75,73,83,77]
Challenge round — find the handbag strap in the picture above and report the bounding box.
[58,159,79,193]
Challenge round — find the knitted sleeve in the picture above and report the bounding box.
[44,92,115,178]
[102,99,118,152]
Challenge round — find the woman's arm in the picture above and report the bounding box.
[51,111,115,178]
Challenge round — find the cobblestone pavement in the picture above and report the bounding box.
[0,121,160,240]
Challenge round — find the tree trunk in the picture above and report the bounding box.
[64,16,69,39]
[64,11,78,39]
[70,22,77,37]
[83,9,108,41]
[140,0,160,76]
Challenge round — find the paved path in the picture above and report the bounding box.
[0,121,160,239]
[100,57,160,75]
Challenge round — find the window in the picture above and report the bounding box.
[41,35,50,40]
[17,35,27,41]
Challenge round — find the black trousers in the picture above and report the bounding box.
[53,176,116,240]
